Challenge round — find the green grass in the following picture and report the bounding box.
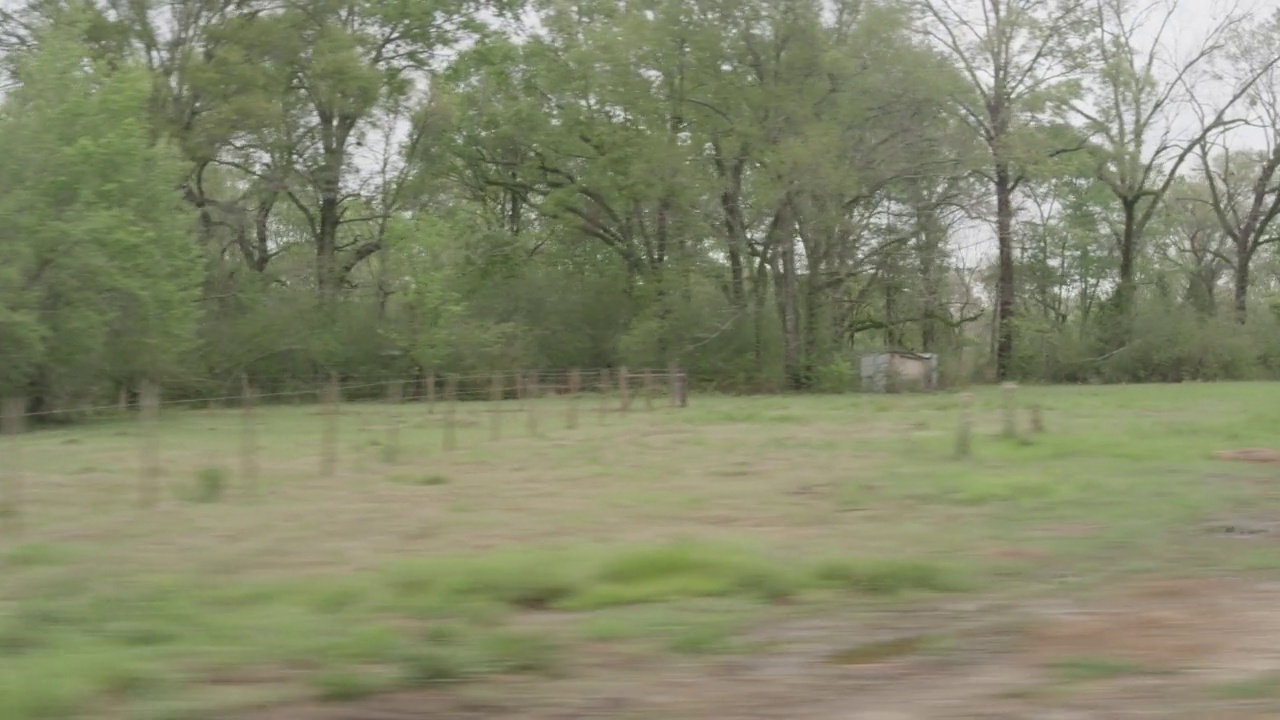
[1208,673,1280,699]
[1050,656,1148,681]
[6,383,1280,717]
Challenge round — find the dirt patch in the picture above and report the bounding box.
[1215,449,1280,464]
[1025,578,1280,679]
[236,578,1280,719]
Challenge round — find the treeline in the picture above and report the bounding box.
[3,0,1280,410]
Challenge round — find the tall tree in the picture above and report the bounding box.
[1072,0,1276,334]
[1196,10,1280,320]
[0,27,202,407]
[917,0,1092,379]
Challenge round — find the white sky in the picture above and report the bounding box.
[3,0,1278,279]
[951,0,1280,271]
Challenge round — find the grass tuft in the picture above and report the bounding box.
[1051,656,1144,681]
[3,542,72,568]
[189,467,228,503]
[391,472,448,486]
[399,647,472,685]
[313,669,394,702]
[812,558,966,595]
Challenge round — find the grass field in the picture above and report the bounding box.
[7,383,1280,719]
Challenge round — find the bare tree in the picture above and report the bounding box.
[1196,10,1280,320]
[1071,0,1279,328]
[916,0,1092,379]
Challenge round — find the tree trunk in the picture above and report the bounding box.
[653,195,673,363]
[316,191,340,303]
[802,270,823,387]
[1115,200,1139,317]
[752,257,769,377]
[314,114,356,304]
[1185,266,1216,317]
[995,163,1016,380]
[917,207,944,353]
[1234,247,1252,323]
[799,225,826,388]
[775,233,802,390]
[719,157,749,308]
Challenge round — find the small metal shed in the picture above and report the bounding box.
[860,352,939,393]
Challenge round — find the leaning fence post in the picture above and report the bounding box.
[320,373,339,477]
[241,375,258,497]
[139,380,162,507]
[1,397,25,534]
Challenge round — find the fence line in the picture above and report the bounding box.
[10,368,687,420]
[0,367,689,519]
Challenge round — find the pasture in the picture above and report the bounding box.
[6,383,1280,718]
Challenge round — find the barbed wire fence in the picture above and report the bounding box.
[0,367,689,536]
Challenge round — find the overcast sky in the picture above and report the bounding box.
[3,0,1279,274]
[943,0,1280,270]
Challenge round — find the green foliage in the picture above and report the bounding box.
[0,28,201,402]
[6,0,1280,404]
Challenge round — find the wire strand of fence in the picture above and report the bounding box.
[0,367,688,529]
[9,368,687,420]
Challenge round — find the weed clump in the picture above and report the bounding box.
[189,467,228,503]
[812,558,964,595]
[313,669,392,701]
[390,472,448,486]
[400,647,471,685]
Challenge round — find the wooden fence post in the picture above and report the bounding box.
[1030,404,1045,433]
[619,366,631,413]
[386,380,404,462]
[567,369,581,429]
[526,371,540,437]
[1002,383,1018,439]
[426,372,437,415]
[955,392,974,459]
[489,372,503,441]
[598,369,611,421]
[1,397,24,534]
[320,373,339,477]
[643,369,654,411]
[443,375,458,451]
[674,367,688,408]
[139,380,162,507]
[241,375,258,497]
